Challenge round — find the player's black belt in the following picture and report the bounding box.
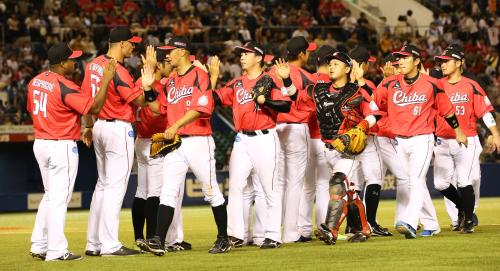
[241,129,269,136]
[98,118,117,122]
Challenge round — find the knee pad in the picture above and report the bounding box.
[329,172,347,197]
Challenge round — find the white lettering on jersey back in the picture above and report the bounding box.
[32,79,55,92]
[449,92,469,104]
[89,63,104,76]
[393,90,428,106]
[167,85,193,104]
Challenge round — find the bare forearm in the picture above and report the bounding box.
[170,110,201,129]
[84,114,94,128]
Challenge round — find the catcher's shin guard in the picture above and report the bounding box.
[347,195,371,238]
[324,172,348,234]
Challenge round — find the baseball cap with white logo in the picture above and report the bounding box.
[158,36,191,52]
[393,43,421,58]
[235,41,274,62]
[434,46,464,61]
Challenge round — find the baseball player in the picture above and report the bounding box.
[83,26,154,256]
[376,44,467,239]
[349,46,392,236]
[291,51,381,245]
[274,36,316,243]
[297,45,334,241]
[209,41,292,249]
[433,46,500,233]
[140,36,229,255]
[28,43,116,261]
[131,46,191,252]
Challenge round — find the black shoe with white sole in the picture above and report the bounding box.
[229,236,244,248]
[260,238,281,249]
[208,236,231,254]
[101,246,141,256]
[295,236,313,243]
[145,237,166,256]
[371,223,393,236]
[48,252,82,261]
[136,239,149,252]
[85,250,100,256]
[461,220,475,234]
[29,252,46,260]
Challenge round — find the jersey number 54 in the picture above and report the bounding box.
[33,90,48,118]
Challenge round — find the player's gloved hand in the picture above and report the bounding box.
[331,120,369,155]
[250,75,274,103]
[150,133,182,158]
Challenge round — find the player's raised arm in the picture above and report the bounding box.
[88,59,117,114]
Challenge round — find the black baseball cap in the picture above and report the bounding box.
[158,36,191,51]
[314,45,336,65]
[156,46,168,62]
[434,46,464,61]
[286,36,317,57]
[393,43,420,58]
[350,46,376,63]
[326,51,353,68]
[48,43,83,65]
[109,26,142,43]
[235,41,274,62]
[384,54,399,66]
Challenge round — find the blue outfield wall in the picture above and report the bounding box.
[0,142,500,212]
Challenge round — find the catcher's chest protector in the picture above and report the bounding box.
[313,83,362,140]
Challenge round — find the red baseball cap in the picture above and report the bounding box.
[109,26,142,43]
[48,43,83,65]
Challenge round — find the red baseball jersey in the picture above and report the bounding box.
[215,72,290,131]
[134,78,169,138]
[27,71,93,140]
[308,72,331,139]
[375,73,454,137]
[435,77,494,138]
[273,64,315,123]
[157,65,213,136]
[81,55,143,122]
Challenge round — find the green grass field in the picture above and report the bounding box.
[1,198,499,271]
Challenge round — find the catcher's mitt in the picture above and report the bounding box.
[150,133,182,158]
[251,75,274,102]
[331,120,369,155]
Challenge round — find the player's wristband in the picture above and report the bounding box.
[85,126,93,129]
[445,114,460,129]
[283,77,292,88]
[144,90,158,102]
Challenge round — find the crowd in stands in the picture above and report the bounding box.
[0,0,498,161]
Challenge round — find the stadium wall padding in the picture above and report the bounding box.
[0,142,499,212]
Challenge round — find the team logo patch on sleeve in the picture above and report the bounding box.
[198,95,208,106]
[369,100,379,111]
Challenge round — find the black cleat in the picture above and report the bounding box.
[85,250,100,256]
[145,237,166,256]
[29,252,46,260]
[295,236,313,243]
[208,236,231,254]
[461,220,475,234]
[228,236,244,248]
[166,241,192,252]
[179,241,192,250]
[260,238,281,249]
[450,223,460,231]
[316,224,336,245]
[371,223,393,236]
[48,252,82,261]
[348,232,368,242]
[136,239,149,252]
[101,246,141,256]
